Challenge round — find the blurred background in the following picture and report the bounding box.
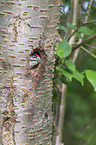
[58,0,96,144]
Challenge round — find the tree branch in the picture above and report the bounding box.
[67,20,96,41]
[71,0,93,63]
[86,44,96,49]
[55,0,79,145]
[72,34,96,50]
[81,46,96,58]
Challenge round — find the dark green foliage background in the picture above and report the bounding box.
[57,0,96,144]
[63,52,96,145]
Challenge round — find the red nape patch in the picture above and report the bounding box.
[34,53,40,58]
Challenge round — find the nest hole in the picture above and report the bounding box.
[29,47,47,69]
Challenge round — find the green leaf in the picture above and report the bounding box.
[65,60,76,71]
[73,70,84,85]
[59,38,71,58]
[62,68,73,81]
[61,77,71,85]
[78,26,94,36]
[56,65,62,71]
[56,45,64,59]
[67,23,75,30]
[58,24,67,32]
[85,70,96,91]
[61,11,68,16]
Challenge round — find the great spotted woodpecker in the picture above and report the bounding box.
[29,51,43,68]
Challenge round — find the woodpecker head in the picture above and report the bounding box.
[29,51,43,68]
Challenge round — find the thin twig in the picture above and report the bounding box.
[67,20,96,41]
[71,0,93,63]
[72,34,96,50]
[81,46,96,58]
[86,44,96,49]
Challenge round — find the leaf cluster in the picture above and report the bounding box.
[56,23,96,91]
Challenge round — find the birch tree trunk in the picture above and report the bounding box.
[0,0,61,144]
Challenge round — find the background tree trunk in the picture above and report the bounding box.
[0,0,61,144]
[55,0,79,144]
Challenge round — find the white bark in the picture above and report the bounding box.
[0,0,60,144]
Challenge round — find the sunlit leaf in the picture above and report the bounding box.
[59,38,71,58]
[85,70,96,91]
[62,68,73,81]
[56,45,64,59]
[65,60,76,71]
[56,65,62,71]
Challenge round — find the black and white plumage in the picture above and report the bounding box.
[29,52,43,68]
